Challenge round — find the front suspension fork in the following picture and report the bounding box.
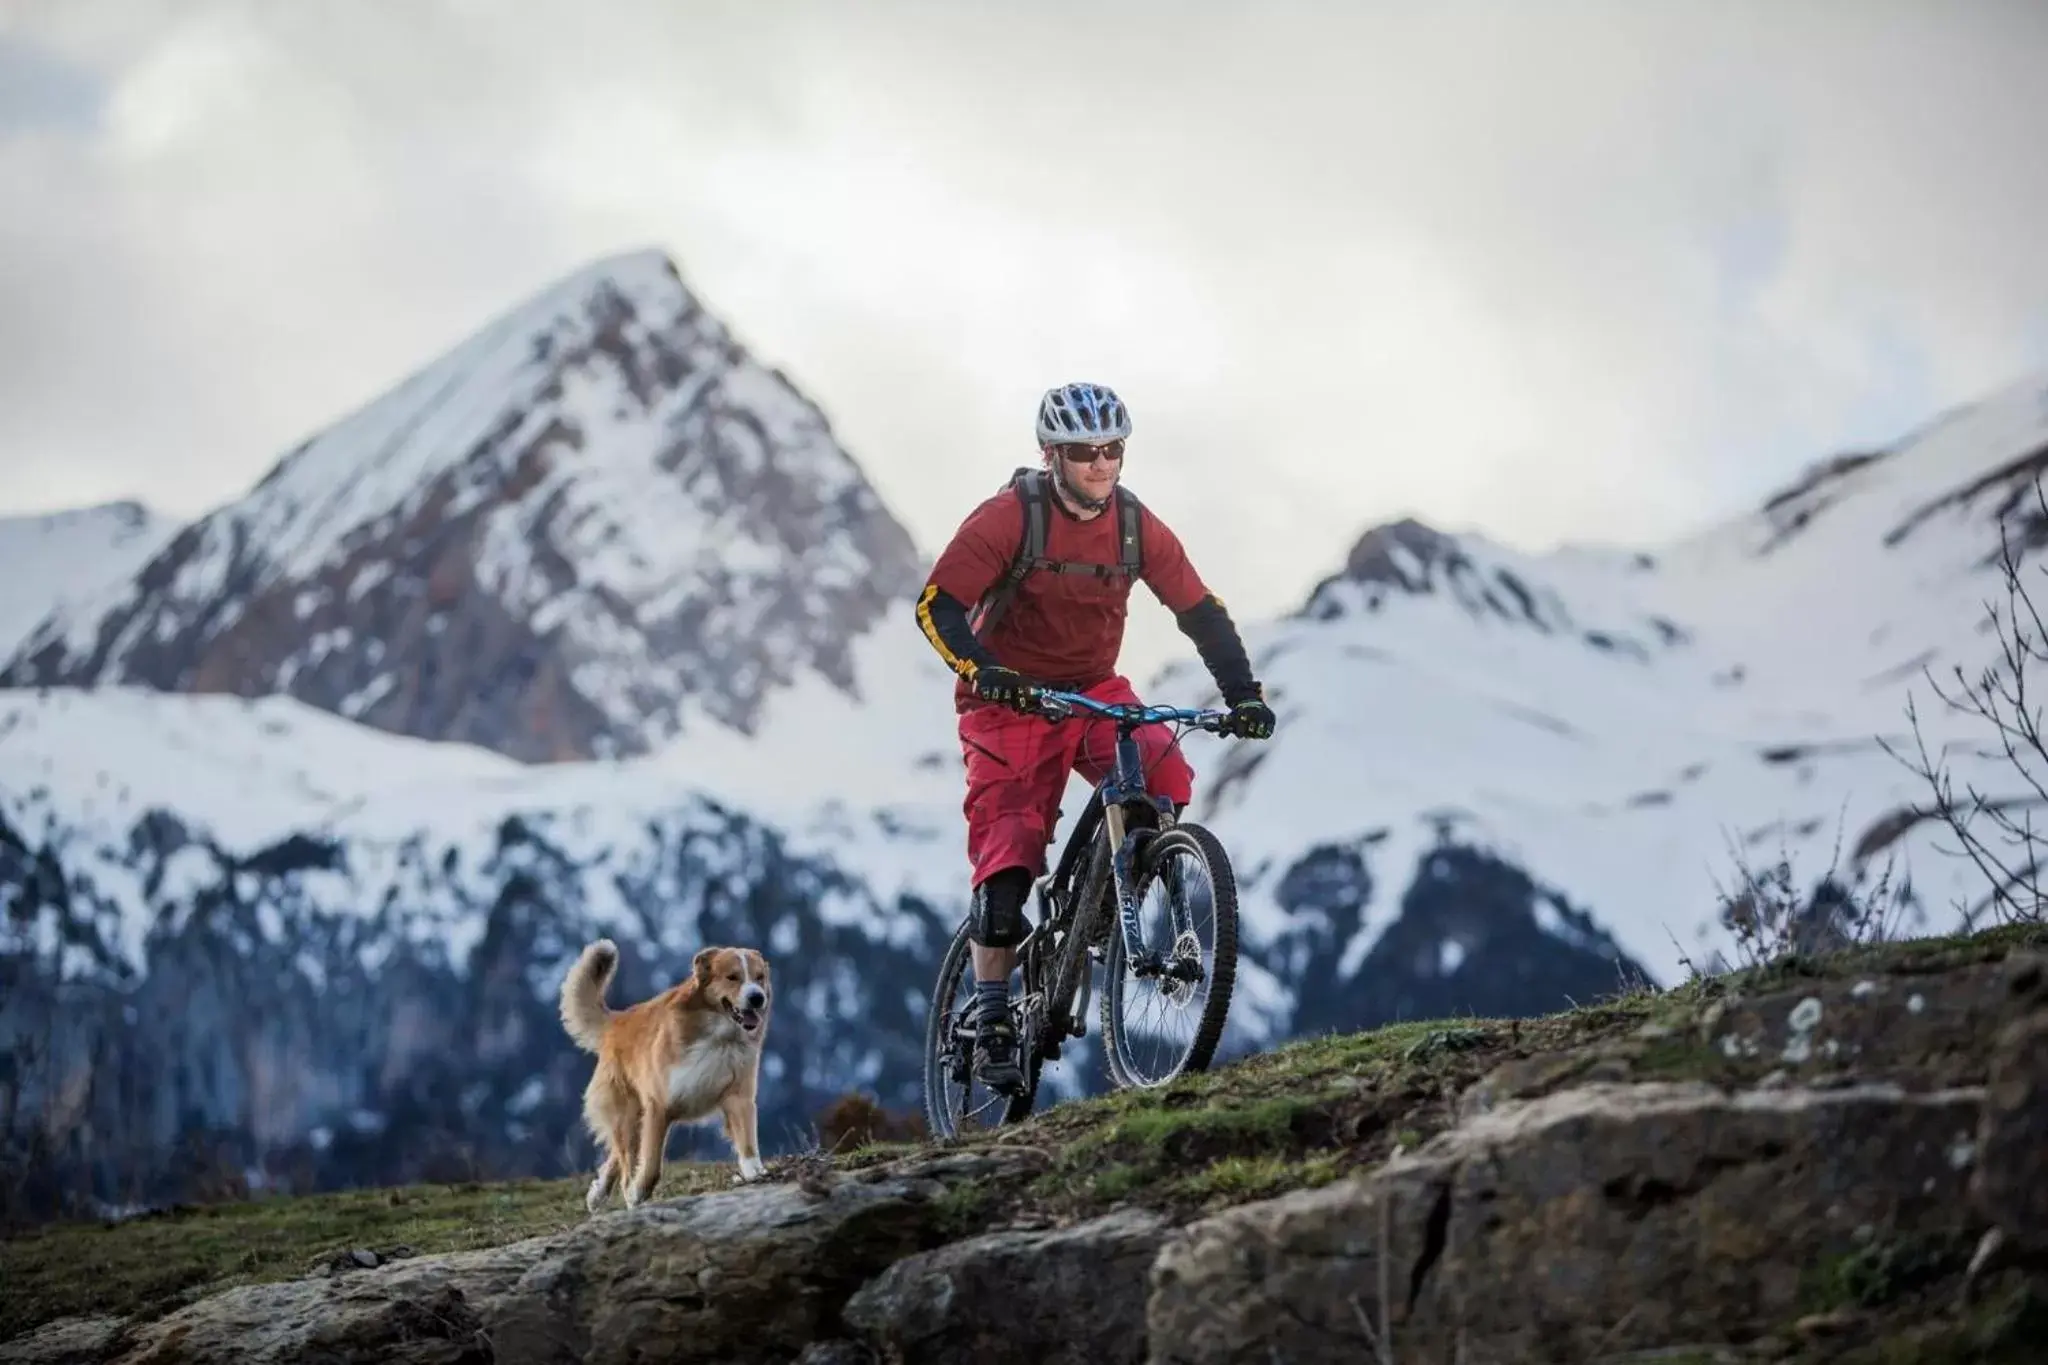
[1102,800,1200,980]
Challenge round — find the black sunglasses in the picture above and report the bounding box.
[1054,439,1125,464]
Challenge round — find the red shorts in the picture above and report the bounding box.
[957,674,1196,889]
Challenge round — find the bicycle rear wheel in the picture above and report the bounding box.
[921,917,1041,1139]
[1099,821,1239,1088]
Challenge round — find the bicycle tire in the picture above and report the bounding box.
[921,917,1040,1139]
[1099,821,1240,1089]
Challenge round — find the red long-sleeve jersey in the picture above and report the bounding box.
[914,478,1259,712]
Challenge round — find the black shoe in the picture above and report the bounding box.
[970,998,1026,1095]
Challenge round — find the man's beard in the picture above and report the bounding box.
[1052,456,1114,511]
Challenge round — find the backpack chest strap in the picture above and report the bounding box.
[1028,558,1138,579]
[968,468,1146,638]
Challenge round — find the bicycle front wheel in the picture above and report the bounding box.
[1099,820,1240,1088]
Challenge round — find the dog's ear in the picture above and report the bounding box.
[692,947,717,986]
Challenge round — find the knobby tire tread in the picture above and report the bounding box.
[1099,821,1240,1088]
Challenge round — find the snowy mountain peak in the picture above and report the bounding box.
[1294,514,1687,661]
[0,248,924,762]
[237,246,700,552]
[0,499,179,666]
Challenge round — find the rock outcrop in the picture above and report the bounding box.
[1148,943,2048,1364]
[1973,958,2048,1254]
[1150,1080,1988,1362]
[841,1206,1172,1365]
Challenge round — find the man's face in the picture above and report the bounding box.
[1046,438,1124,503]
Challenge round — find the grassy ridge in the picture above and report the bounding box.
[5,921,2043,1347]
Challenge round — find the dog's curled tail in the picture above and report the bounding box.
[559,938,620,1053]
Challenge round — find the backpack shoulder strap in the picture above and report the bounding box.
[968,468,1048,639]
[1114,484,1144,578]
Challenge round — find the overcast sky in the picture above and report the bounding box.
[4,0,2047,677]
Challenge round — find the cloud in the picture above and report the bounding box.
[3,0,2046,678]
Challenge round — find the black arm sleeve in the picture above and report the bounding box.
[1173,594,1260,704]
[914,585,1000,677]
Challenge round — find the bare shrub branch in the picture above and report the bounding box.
[1708,805,1924,974]
[1877,477,2048,926]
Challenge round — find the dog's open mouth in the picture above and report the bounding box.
[726,1002,763,1032]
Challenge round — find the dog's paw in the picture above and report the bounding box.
[734,1156,769,1183]
[585,1179,609,1214]
[623,1186,645,1210]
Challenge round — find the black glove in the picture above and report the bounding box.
[972,664,1036,710]
[1221,691,1275,739]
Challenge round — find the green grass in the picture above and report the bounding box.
[1095,1094,1317,1153]
[1786,1275,2048,1365]
[1000,996,1669,1220]
[1176,1152,1344,1202]
[1799,1234,1970,1315]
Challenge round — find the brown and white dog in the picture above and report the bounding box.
[558,937,773,1210]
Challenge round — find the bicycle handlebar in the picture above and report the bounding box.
[1024,686,1234,732]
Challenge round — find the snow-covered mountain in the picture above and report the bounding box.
[0,250,923,763]
[1166,370,2048,1009]
[2,241,2037,1220]
[0,685,964,1209]
[0,501,177,664]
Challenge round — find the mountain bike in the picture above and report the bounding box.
[921,688,1243,1138]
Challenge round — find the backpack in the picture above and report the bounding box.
[968,466,1145,641]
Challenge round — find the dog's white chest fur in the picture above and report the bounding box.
[666,1025,751,1120]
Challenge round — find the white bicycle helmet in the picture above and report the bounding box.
[1036,382,1131,445]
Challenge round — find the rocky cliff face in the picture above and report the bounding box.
[5,926,2042,1363]
[0,250,923,763]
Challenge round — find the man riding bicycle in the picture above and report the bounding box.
[912,381,1277,1094]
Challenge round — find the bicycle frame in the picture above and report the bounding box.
[1029,689,1227,983]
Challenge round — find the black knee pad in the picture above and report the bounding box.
[969,867,1033,948]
